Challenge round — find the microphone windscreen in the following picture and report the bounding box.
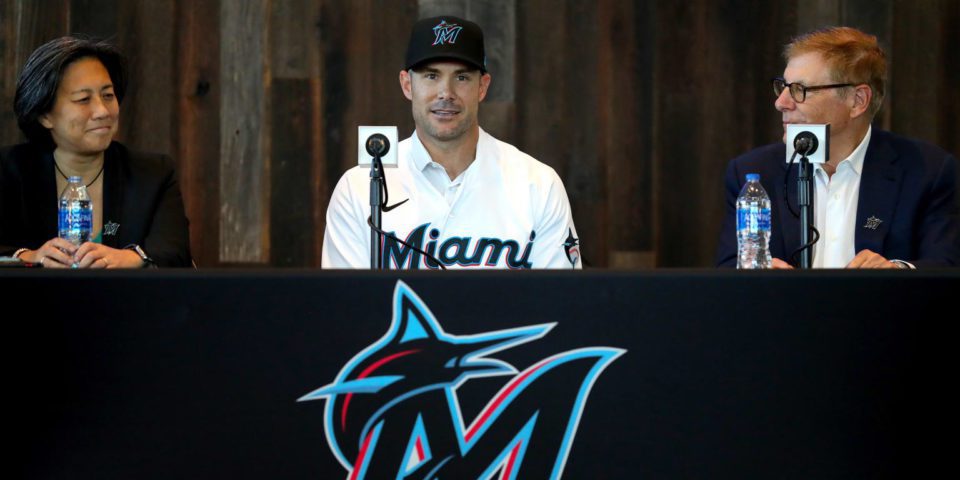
[366,133,390,157]
[793,131,818,156]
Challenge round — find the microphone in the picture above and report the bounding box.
[793,131,818,156]
[783,125,829,269]
[366,133,390,158]
[357,126,398,167]
[358,125,404,269]
[784,124,829,165]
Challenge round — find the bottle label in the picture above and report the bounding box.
[758,207,770,231]
[59,200,93,242]
[737,206,771,233]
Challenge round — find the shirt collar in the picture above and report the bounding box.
[817,125,871,176]
[409,131,432,173]
[409,127,490,175]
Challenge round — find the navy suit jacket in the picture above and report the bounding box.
[1,141,192,267]
[716,129,960,268]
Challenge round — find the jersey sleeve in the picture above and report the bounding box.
[321,172,370,269]
[530,169,582,269]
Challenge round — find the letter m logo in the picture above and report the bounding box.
[299,282,625,479]
[432,20,463,45]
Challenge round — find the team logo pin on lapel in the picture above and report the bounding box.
[103,221,120,236]
[863,216,882,230]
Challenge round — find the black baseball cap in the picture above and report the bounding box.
[404,15,487,73]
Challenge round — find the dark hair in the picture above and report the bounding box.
[13,36,127,147]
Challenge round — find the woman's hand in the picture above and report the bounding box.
[73,243,144,268]
[19,240,142,268]
[18,238,78,268]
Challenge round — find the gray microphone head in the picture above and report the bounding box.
[366,133,390,157]
[793,131,818,156]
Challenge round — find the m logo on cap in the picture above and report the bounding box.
[432,20,463,45]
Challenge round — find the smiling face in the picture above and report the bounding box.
[39,56,119,156]
[399,61,491,146]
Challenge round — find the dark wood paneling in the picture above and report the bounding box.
[0,0,71,147]
[597,0,654,267]
[7,0,70,63]
[176,0,220,267]
[515,0,568,178]
[655,0,791,267]
[3,1,958,268]
[116,0,176,155]
[70,0,118,39]
[0,1,21,146]
[938,0,959,158]
[890,1,946,151]
[841,0,893,130]
[467,0,516,105]
[219,0,269,263]
[269,0,323,267]
[444,0,518,142]
[798,0,842,33]
[655,0,718,268]
[318,0,416,179]
[562,0,607,267]
[270,79,317,266]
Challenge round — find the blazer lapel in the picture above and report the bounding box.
[101,143,124,248]
[855,134,901,253]
[28,150,59,240]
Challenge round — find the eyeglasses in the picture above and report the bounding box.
[772,77,853,103]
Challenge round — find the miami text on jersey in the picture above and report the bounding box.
[382,223,536,269]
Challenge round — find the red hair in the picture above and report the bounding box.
[785,27,886,116]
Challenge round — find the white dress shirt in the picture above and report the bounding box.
[416,151,466,207]
[812,126,871,268]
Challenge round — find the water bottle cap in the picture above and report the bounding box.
[68,175,82,183]
[745,173,760,182]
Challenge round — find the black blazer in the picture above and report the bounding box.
[1,141,192,267]
[716,129,960,268]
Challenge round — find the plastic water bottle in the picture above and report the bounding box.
[59,176,93,253]
[736,173,772,269]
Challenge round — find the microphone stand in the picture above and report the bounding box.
[797,154,813,269]
[369,155,384,270]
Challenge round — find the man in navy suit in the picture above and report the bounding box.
[716,27,959,269]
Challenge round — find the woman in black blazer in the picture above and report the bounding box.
[0,36,191,268]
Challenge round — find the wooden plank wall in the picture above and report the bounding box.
[1,0,957,268]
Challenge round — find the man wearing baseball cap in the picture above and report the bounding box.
[322,15,581,270]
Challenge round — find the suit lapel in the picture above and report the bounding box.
[855,133,901,253]
[27,150,59,240]
[101,143,124,248]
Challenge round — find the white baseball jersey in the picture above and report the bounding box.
[322,128,581,269]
